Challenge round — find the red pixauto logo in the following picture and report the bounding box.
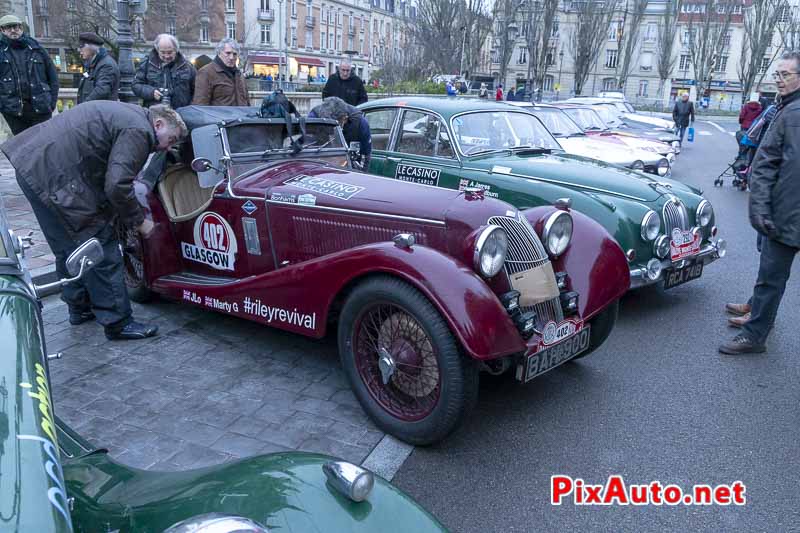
[551,475,746,506]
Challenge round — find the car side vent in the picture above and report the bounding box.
[292,216,427,258]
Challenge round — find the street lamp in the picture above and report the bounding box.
[116,0,136,103]
[276,0,287,89]
[557,49,564,100]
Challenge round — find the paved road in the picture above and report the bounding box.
[392,120,800,532]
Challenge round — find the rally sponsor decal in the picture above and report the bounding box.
[287,175,365,200]
[270,192,297,204]
[457,178,499,198]
[182,212,238,271]
[541,318,581,346]
[298,193,317,206]
[669,228,701,261]
[182,290,317,330]
[241,200,258,214]
[394,163,441,186]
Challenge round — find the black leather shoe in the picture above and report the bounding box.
[719,334,766,355]
[69,310,95,325]
[105,321,159,341]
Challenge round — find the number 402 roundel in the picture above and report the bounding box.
[181,212,239,271]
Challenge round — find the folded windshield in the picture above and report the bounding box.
[225,122,344,155]
[452,111,562,155]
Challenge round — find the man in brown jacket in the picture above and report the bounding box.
[1,102,187,340]
[192,38,249,106]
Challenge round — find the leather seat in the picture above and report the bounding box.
[157,164,215,222]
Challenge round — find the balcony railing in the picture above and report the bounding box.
[306,16,315,27]
[258,9,274,20]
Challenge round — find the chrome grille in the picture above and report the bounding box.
[662,198,690,232]
[488,215,564,328]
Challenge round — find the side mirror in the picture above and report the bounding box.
[348,141,361,153]
[66,238,103,277]
[191,157,218,173]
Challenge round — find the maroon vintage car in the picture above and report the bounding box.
[118,106,630,445]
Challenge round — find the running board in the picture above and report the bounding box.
[157,272,238,287]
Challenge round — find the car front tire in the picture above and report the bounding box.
[570,299,619,361]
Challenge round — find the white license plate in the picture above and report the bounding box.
[518,327,591,383]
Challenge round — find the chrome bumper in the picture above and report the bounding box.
[629,239,726,289]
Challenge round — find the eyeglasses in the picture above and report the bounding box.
[1,24,22,31]
[772,70,799,82]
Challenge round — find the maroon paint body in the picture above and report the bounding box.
[133,158,629,361]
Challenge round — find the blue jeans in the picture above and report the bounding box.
[17,176,133,330]
[742,237,798,344]
[677,125,688,142]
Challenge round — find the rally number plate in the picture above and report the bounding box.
[664,261,703,290]
[518,326,591,383]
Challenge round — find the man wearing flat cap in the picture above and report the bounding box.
[77,32,119,104]
[0,15,59,134]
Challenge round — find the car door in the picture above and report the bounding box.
[362,107,399,176]
[386,109,462,190]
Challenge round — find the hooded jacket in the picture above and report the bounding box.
[0,34,59,115]
[132,49,196,109]
[739,101,763,129]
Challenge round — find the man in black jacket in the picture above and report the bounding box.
[77,32,120,104]
[322,57,367,107]
[1,102,187,340]
[719,51,800,355]
[672,92,695,144]
[0,15,59,134]
[133,34,196,109]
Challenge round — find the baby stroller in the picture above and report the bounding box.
[713,131,752,190]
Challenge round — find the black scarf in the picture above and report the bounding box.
[214,55,238,79]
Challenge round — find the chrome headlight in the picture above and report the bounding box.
[542,211,573,257]
[657,158,670,176]
[323,461,375,502]
[654,235,670,259]
[696,199,713,227]
[473,225,508,277]
[631,160,645,171]
[164,514,268,533]
[640,210,661,241]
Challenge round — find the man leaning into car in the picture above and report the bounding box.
[0,102,188,340]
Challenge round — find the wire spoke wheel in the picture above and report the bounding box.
[115,222,151,302]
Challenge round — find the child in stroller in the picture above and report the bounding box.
[714,103,778,190]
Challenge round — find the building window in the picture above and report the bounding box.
[306,29,313,48]
[679,54,691,72]
[360,37,364,54]
[135,19,143,39]
[608,20,621,42]
[168,19,176,35]
[321,30,326,48]
[638,80,648,97]
[201,0,208,9]
[644,23,657,42]
[546,46,556,66]
[602,78,616,91]
[517,47,527,65]
[201,22,209,42]
[226,21,236,40]
[226,0,235,11]
[759,56,771,74]
[551,16,559,37]
[39,0,47,9]
[713,55,728,73]
[261,0,270,9]
[41,17,49,37]
[261,24,271,44]
[778,5,791,23]
[66,0,75,9]
[348,35,354,50]
[640,52,653,71]
[543,75,553,91]
[605,49,618,69]
[291,0,297,17]
[337,32,342,50]
[722,31,731,48]
[291,27,297,47]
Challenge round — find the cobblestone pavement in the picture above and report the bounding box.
[0,154,56,278]
[44,294,385,471]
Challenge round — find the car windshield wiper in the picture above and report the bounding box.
[586,126,603,131]
[464,146,505,156]
[301,139,334,152]
[512,146,552,154]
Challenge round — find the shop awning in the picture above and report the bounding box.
[249,54,281,64]
[294,56,325,67]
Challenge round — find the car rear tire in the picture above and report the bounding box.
[116,222,152,303]
[570,299,619,361]
[338,276,479,446]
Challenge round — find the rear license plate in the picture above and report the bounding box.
[664,261,703,289]
[518,326,591,383]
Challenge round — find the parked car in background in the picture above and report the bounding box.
[0,195,446,532]
[563,99,681,147]
[359,97,726,294]
[115,105,629,445]
[507,102,670,176]
[557,103,677,163]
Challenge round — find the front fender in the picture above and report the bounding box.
[524,206,629,319]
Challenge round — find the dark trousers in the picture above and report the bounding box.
[3,111,51,135]
[742,237,798,344]
[677,124,688,143]
[17,177,133,331]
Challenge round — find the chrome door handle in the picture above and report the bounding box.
[387,157,401,162]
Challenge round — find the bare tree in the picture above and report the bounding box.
[777,1,800,51]
[685,0,735,100]
[737,0,783,103]
[494,0,524,86]
[523,0,559,95]
[460,0,493,79]
[656,0,682,99]
[615,0,649,90]
[570,0,615,95]
[409,0,463,74]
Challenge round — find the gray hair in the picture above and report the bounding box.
[312,96,359,122]
[216,38,241,55]
[149,104,188,141]
[780,50,800,69]
[82,43,100,54]
[154,33,179,52]
[339,56,352,68]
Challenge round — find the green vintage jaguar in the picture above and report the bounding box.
[0,197,444,532]
[359,97,726,290]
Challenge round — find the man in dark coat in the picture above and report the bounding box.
[0,15,59,134]
[76,32,120,104]
[719,51,800,355]
[310,96,371,169]
[672,92,695,144]
[0,102,187,340]
[133,34,196,109]
[322,57,367,107]
[192,38,249,106]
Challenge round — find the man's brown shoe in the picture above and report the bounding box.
[719,334,765,355]
[725,303,751,316]
[727,312,751,328]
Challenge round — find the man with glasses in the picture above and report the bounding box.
[1,102,187,340]
[0,15,59,134]
[76,32,120,104]
[133,34,196,109]
[322,56,367,107]
[193,38,249,106]
[720,51,800,355]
